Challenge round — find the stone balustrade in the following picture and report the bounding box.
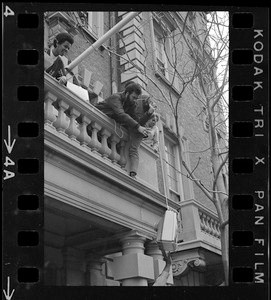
[44,72,129,169]
[198,210,221,239]
[178,200,221,251]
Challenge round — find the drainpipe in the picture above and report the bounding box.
[109,11,114,95]
[66,11,140,72]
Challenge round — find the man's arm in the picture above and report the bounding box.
[138,104,155,125]
[105,94,140,129]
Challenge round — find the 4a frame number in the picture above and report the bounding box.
[3,126,16,180]
[3,157,15,180]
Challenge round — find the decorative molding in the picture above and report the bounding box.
[44,174,165,241]
[47,11,78,39]
[172,257,206,278]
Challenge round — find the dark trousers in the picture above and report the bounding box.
[128,127,144,175]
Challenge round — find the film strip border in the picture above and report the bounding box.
[2,4,269,300]
[2,3,44,297]
[230,10,269,290]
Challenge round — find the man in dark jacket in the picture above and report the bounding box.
[95,82,155,178]
[44,32,77,85]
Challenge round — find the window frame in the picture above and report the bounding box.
[153,24,169,80]
[152,16,184,94]
[162,130,185,203]
[87,11,104,39]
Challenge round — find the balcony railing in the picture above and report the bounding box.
[44,72,162,192]
[178,199,221,252]
[45,72,129,169]
[199,209,221,239]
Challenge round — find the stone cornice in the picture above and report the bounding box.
[174,239,221,255]
[45,180,158,240]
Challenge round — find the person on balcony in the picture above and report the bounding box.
[94,82,156,178]
[44,32,77,86]
[142,113,159,153]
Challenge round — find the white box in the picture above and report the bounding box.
[156,210,178,251]
[66,81,89,102]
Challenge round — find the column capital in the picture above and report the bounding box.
[145,240,163,260]
[119,230,149,255]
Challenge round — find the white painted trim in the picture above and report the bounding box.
[87,11,104,38]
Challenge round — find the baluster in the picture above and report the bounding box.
[209,219,216,237]
[213,219,219,238]
[53,100,69,133]
[77,115,91,146]
[216,221,221,238]
[44,91,57,126]
[206,216,212,234]
[100,128,112,159]
[118,140,127,168]
[65,108,80,142]
[109,134,121,165]
[199,211,205,231]
[201,213,208,233]
[88,121,102,154]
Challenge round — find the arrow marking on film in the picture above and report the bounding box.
[3,277,15,300]
[4,126,16,154]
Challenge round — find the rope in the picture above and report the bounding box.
[114,120,124,139]
[158,128,170,210]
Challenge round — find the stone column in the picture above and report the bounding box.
[61,247,85,286]
[112,231,154,286]
[85,254,106,286]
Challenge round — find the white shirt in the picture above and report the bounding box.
[143,125,159,152]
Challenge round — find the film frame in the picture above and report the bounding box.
[2,3,269,300]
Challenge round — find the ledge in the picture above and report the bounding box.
[175,239,221,256]
[44,126,179,212]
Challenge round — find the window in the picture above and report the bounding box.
[154,26,168,79]
[87,11,104,38]
[164,136,183,202]
[153,17,181,91]
[165,140,178,192]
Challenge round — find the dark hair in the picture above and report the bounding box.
[138,95,157,112]
[124,82,142,96]
[53,32,74,48]
[124,81,135,88]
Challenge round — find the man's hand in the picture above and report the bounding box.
[137,126,148,137]
[58,76,67,85]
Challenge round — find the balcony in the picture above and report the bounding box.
[44,72,222,285]
[44,72,174,239]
